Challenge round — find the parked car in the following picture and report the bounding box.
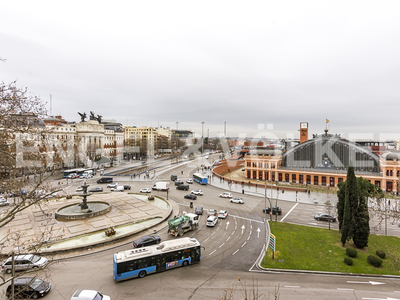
[206,215,218,227]
[195,206,203,215]
[67,173,77,179]
[191,189,203,196]
[207,209,218,217]
[133,235,161,248]
[6,277,51,299]
[88,187,103,193]
[186,178,193,184]
[1,254,48,274]
[123,185,131,190]
[219,192,232,198]
[76,187,83,192]
[218,210,228,219]
[0,196,9,206]
[230,197,244,204]
[314,214,336,222]
[139,188,151,193]
[71,290,111,300]
[184,194,197,200]
[263,207,282,215]
[107,183,119,188]
[174,180,184,186]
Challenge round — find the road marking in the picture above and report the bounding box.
[280,202,299,222]
[231,231,235,235]
[235,225,237,230]
[284,286,300,288]
[347,281,385,285]
[250,230,252,236]
[241,225,245,234]
[211,232,216,236]
[226,237,230,242]
[204,238,209,242]
[251,224,253,230]
[226,221,230,230]
[257,228,261,238]
[230,215,263,224]
[232,249,239,255]
[337,288,354,291]
[247,235,250,240]
[209,250,216,255]
[219,243,225,248]
[241,242,246,247]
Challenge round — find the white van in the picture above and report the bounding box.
[111,185,124,192]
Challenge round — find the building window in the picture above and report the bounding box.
[285,174,289,182]
[292,174,296,183]
[299,174,303,184]
[306,175,311,184]
[278,173,282,182]
[314,176,319,185]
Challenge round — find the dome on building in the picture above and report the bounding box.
[382,152,400,161]
[282,132,380,174]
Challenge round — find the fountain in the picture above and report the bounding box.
[55,180,111,221]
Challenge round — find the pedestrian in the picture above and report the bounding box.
[58,181,60,185]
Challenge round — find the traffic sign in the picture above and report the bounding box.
[269,233,276,252]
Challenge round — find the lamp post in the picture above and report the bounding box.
[201,122,205,167]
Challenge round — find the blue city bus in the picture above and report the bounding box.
[113,237,201,281]
[193,173,208,185]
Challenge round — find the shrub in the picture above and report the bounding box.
[344,257,353,266]
[376,250,386,259]
[367,255,383,267]
[346,248,357,258]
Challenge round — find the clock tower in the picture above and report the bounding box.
[300,122,308,144]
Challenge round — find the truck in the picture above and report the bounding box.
[168,212,199,237]
[152,182,170,191]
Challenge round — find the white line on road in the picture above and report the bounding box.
[241,242,246,247]
[204,238,209,242]
[226,237,230,242]
[211,232,216,236]
[209,250,216,255]
[284,286,300,288]
[247,235,250,241]
[280,202,299,222]
[230,215,263,224]
[337,288,354,291]
[232,249,239,255]
[231,231,235,235]
[235,225,237,230]
[219,243,225,248]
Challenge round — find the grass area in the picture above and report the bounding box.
[261,222,400,275]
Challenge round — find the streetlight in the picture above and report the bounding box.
[201,122,205,166]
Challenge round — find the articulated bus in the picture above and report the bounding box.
[63,168,86,178]
[113,237,201,281]
[193,173,208,185]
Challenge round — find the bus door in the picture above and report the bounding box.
[191,247,200,263]
[156,255,166,272]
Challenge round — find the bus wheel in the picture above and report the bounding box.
[139,270,146,278]
[182,260,188,267]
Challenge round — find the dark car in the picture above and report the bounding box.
[88,187,103,193]
[97,177,113,184]
[174,180,184,186]
[123,185,131,190]
[195,206,203,215]
[133,235,161,248]
[171,175,178,181]
[184,194,197,200]
[263,207,282,215]
[314,213,336,222]
[6,277,51,299]
[176,184,189,191]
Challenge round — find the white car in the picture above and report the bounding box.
[186,179,193,184]
[230,197,244,204]
[206,215,218,227]
[191,189,203,196]
[0,196,9,206]
[218,210,228,219]
[111,186,124,192]
[76,187,83,192]
[107,183,119,188]
[71,290,111,300]
[140,188,151,193]
[219,192,232,198]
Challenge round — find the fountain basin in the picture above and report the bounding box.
[55,201,111,221]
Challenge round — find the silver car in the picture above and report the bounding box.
[1,254,48,274]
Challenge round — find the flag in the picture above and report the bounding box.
[326,119,329,123]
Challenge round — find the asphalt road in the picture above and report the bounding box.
[2,155,400,299]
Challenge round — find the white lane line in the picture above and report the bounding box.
[280,202,299,222]
[211,232,216,236]
[284,286,300,288]
[231,231,235,235]
[241,242,246,247]
[247,235,250,241]
[226,236,230,242]
[230,215,264,224]
[251,224,253,230]
[337,288,354,291]
[209,250,216,256]
[232,249,239,255]
[250,230,252,236]
[219,243,225,248]
[204,238,209,243]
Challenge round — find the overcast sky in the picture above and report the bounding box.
[1,1,400,140]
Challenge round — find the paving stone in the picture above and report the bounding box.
[68,225,89,234]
